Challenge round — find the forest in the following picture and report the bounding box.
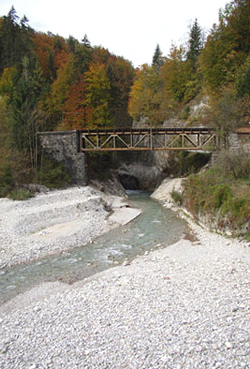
[0,0,250,196]
[129,0,250,132]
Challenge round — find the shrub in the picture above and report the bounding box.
[170,190,183,205]
[245,229,250,241]
[183,162,250,238]
[8,189,34,201]
[215,149,250,180]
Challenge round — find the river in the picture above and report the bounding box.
[0,191,187,305]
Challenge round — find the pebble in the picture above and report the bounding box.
[0,187,127,269]
[0,188,249,368]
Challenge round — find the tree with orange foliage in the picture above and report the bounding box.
[62,76,93,130]
[44,53,75,129]
[33,32,70,83]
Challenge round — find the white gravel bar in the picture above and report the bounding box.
[0,184,249,368]
[0,186,141,269]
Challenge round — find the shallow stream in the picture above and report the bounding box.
[0,191,187,305]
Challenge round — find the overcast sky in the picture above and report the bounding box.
[1,0,229,67]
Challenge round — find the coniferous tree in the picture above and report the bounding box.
[186,19,203,70]
[67,35,79,54]
[9,56,46,164]
[74,35,92,75]
[237,61,250,97]
[152,44,164,70]
[0,7,19,72]
[82,34,91,47]
[0,7,34,73]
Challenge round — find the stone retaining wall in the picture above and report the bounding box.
[38,131,88,185]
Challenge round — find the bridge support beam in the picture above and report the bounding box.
[79,127,218,152]
[38,130,88,185]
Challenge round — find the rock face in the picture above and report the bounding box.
[118,163,163,190]
[119,163,165,190]
[90,174,126,197]
[116,151,165,191]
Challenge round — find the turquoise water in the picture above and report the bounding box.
[0,192,187,305]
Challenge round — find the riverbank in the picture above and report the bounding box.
[0,183,249,368]
[0,216,249,368]
[0,186,141,269]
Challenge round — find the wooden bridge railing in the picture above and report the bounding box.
[78,127,219,152]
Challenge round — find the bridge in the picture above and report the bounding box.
[39,125,250,186]
[78,127,218,152]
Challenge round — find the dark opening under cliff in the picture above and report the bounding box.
[118,173,140,190]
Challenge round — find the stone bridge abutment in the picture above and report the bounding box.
[38,130,88,185]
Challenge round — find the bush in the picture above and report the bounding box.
[215,149,250,180]
[8,189,34,201]
[183,162,250,238]
[170,190,183,205]
[245,229,250,241]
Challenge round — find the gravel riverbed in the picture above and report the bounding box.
[0,186,140,269]
[0,184,249,368]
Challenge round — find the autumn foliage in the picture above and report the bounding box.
[1,1,250,189]
[129,1,250,132]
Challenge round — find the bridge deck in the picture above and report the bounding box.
[78,127,218,152]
